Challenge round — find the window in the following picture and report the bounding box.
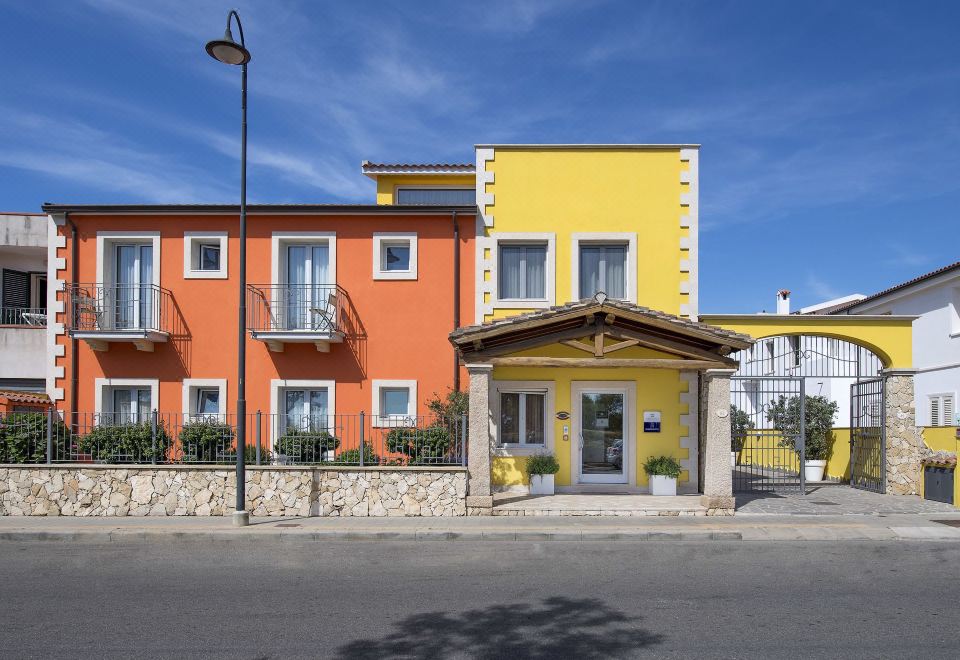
[788,336,801,368]
[763,340,775,374]
[182,379,227,419]
[196,389,220,415]
[371,379,417,426]
[499,392,545,446]
[579,245,626,300]
[111,388,151,424]
[396,188,474,205]
[284,388,330,432]
[199,244,220,271]
[1,268,45,324]
[373,233,417,280]
[286,244,331,329]
[183,232,227,279]
[498,245,546,300]
[95,378,158,424]
[930,394,956,427]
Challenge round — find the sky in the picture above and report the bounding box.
[1,0,958,313]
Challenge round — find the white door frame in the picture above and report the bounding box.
[571,381,636,486]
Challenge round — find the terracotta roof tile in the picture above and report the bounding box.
[828,261,960,314]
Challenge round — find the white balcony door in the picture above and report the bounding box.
[114,244,153,330]
[286,244,329,330]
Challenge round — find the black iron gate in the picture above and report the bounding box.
[731,377,805,492]
[850,378,885,493]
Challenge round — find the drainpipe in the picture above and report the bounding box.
[64,213,79,426]
[452,210,460,391]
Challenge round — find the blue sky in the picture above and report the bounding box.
[1,0,957,313]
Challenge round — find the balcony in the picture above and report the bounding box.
[0,307,46,327]
[66,284,173,352]
[246,284,350,352]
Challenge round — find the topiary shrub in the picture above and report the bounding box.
[0,412,72,463]
[179,419,235,463]
[335,443,379,465]
[642,455,683,479]
[766,394,839,461]
[274,428,339,464]
[78,421,171,464]
[386,424,452,465]
[526,453,560,475]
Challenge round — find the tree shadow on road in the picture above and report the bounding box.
[333,596,663,659]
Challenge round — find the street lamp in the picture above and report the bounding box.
[206,9,250,527]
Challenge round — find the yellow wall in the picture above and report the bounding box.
[374,174,477,205]
[481,147,692,321]
[734,428,851,481]
[923,426,959,452]
[701,315,914,369]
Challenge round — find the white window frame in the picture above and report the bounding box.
[269,379,336,447]
[94,377,160,417]
[181,378,227,418]
[183,231,228,279]
[271,232,337,288]
[373,232,418,281]
[492,233,555,309]
[371,379,417,427]
[96,231,161,288]
[491,380,555,456]
[929,392,957,427]
[571,233,637,303]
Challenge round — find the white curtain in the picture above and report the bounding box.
[138,245,153,328]
[499,246,523,299]
[499,245,545,299]
[605,246,625,299]
[579,247,603,299]
[287,246,307,329]
[115,245,136,329]
[580,246,625,299]
[309,389,328,431]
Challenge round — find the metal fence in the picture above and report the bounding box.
[65,283,174,334]
[0,306,47,326]
[0,411,467,467]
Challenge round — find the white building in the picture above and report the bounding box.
[825,262,960,428]
[0,213,47,392]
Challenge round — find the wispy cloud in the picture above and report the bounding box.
[882,245,931,269]
[805,274,842,303]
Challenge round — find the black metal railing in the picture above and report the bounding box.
[246,283,348,334]
[0,411,467,467]
[65,283,174,334]
[0,306,47,326]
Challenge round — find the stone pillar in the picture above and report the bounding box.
[883,369,925,495]
[465,363,494,514]
[701,369,736,514]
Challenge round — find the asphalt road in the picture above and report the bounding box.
[1,539,959,659]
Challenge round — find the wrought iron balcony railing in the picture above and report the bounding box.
[0,306,47,327]
[65,283,173,335]
[246,283,348,335]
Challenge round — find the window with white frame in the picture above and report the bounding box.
[930,393,956,427]
[395,188,474,205]
[182,379,227,419]
[763,340,775,374]
[499,391,546,446]
[371,379,417,426]
[373,233,417,280]
[96,379,158,426]
[283,388,330,433]
[579,244,627,300]
[498,244,546,300]
[184,232,228,279]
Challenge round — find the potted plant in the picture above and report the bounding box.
[730,405,752,468]
[526,453,560,495]
[767,394,839,482]
[643,455,682,496]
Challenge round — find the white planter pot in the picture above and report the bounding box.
[649,474,677,496]
[731,451,737,468]
[529,474,555,495]
[804,460,827,482]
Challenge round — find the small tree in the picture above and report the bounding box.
[766,394,838,461]
[730,405,753,453]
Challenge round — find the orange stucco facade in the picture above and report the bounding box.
[52,210,476,422]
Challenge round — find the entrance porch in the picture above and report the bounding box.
[449,295,756,515]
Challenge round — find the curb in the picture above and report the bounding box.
[0,529,745,543]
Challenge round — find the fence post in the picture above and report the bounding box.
[46,408,53,465]
[359,411,365,467]
[799,379,806,495]
[460,413,467,467]
[255,410,262,466]
[151,409,158,465]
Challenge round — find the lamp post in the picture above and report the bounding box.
[206,10,251,527]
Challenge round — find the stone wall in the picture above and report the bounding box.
[0,466,467,517]
[885,374,926,495]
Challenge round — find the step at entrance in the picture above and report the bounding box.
[491,494,708,517]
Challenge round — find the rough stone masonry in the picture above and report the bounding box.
[0,466,468,517]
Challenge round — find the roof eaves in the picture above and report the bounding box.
[828,261,960,314]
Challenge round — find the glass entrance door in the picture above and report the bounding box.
[578,390,627,484]
[286,245,330,330]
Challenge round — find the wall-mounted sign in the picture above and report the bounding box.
[595,409,609,428]
[556,411,570,420]
[643,411,661,433]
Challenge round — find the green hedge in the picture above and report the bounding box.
[179,420,235,463]
[77,421,172,464]
[274,428,339,463]
[0,412,72,463]
[385,425,452,465]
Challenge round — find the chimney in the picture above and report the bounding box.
[776,289,791,315]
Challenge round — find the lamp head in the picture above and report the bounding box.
[205,25,250,65]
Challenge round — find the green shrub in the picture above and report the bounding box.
[78,421,171,464]
[427,389,468,426]
[642,455,682,478]
[526,453,560,475]
[0,412,72,463]
[274,428,339,463]
[179,420,235,463]
[766,394,838,461]
[386,424,452,465]
[218,444,273,465]
[730,405,753,452]
[335,443,379,465]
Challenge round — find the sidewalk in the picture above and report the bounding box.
[3,511,960,543]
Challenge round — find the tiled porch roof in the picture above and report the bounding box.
[0,390,51,405]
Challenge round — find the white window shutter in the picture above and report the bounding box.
[930,396,941,426]
[944,395,955,427]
